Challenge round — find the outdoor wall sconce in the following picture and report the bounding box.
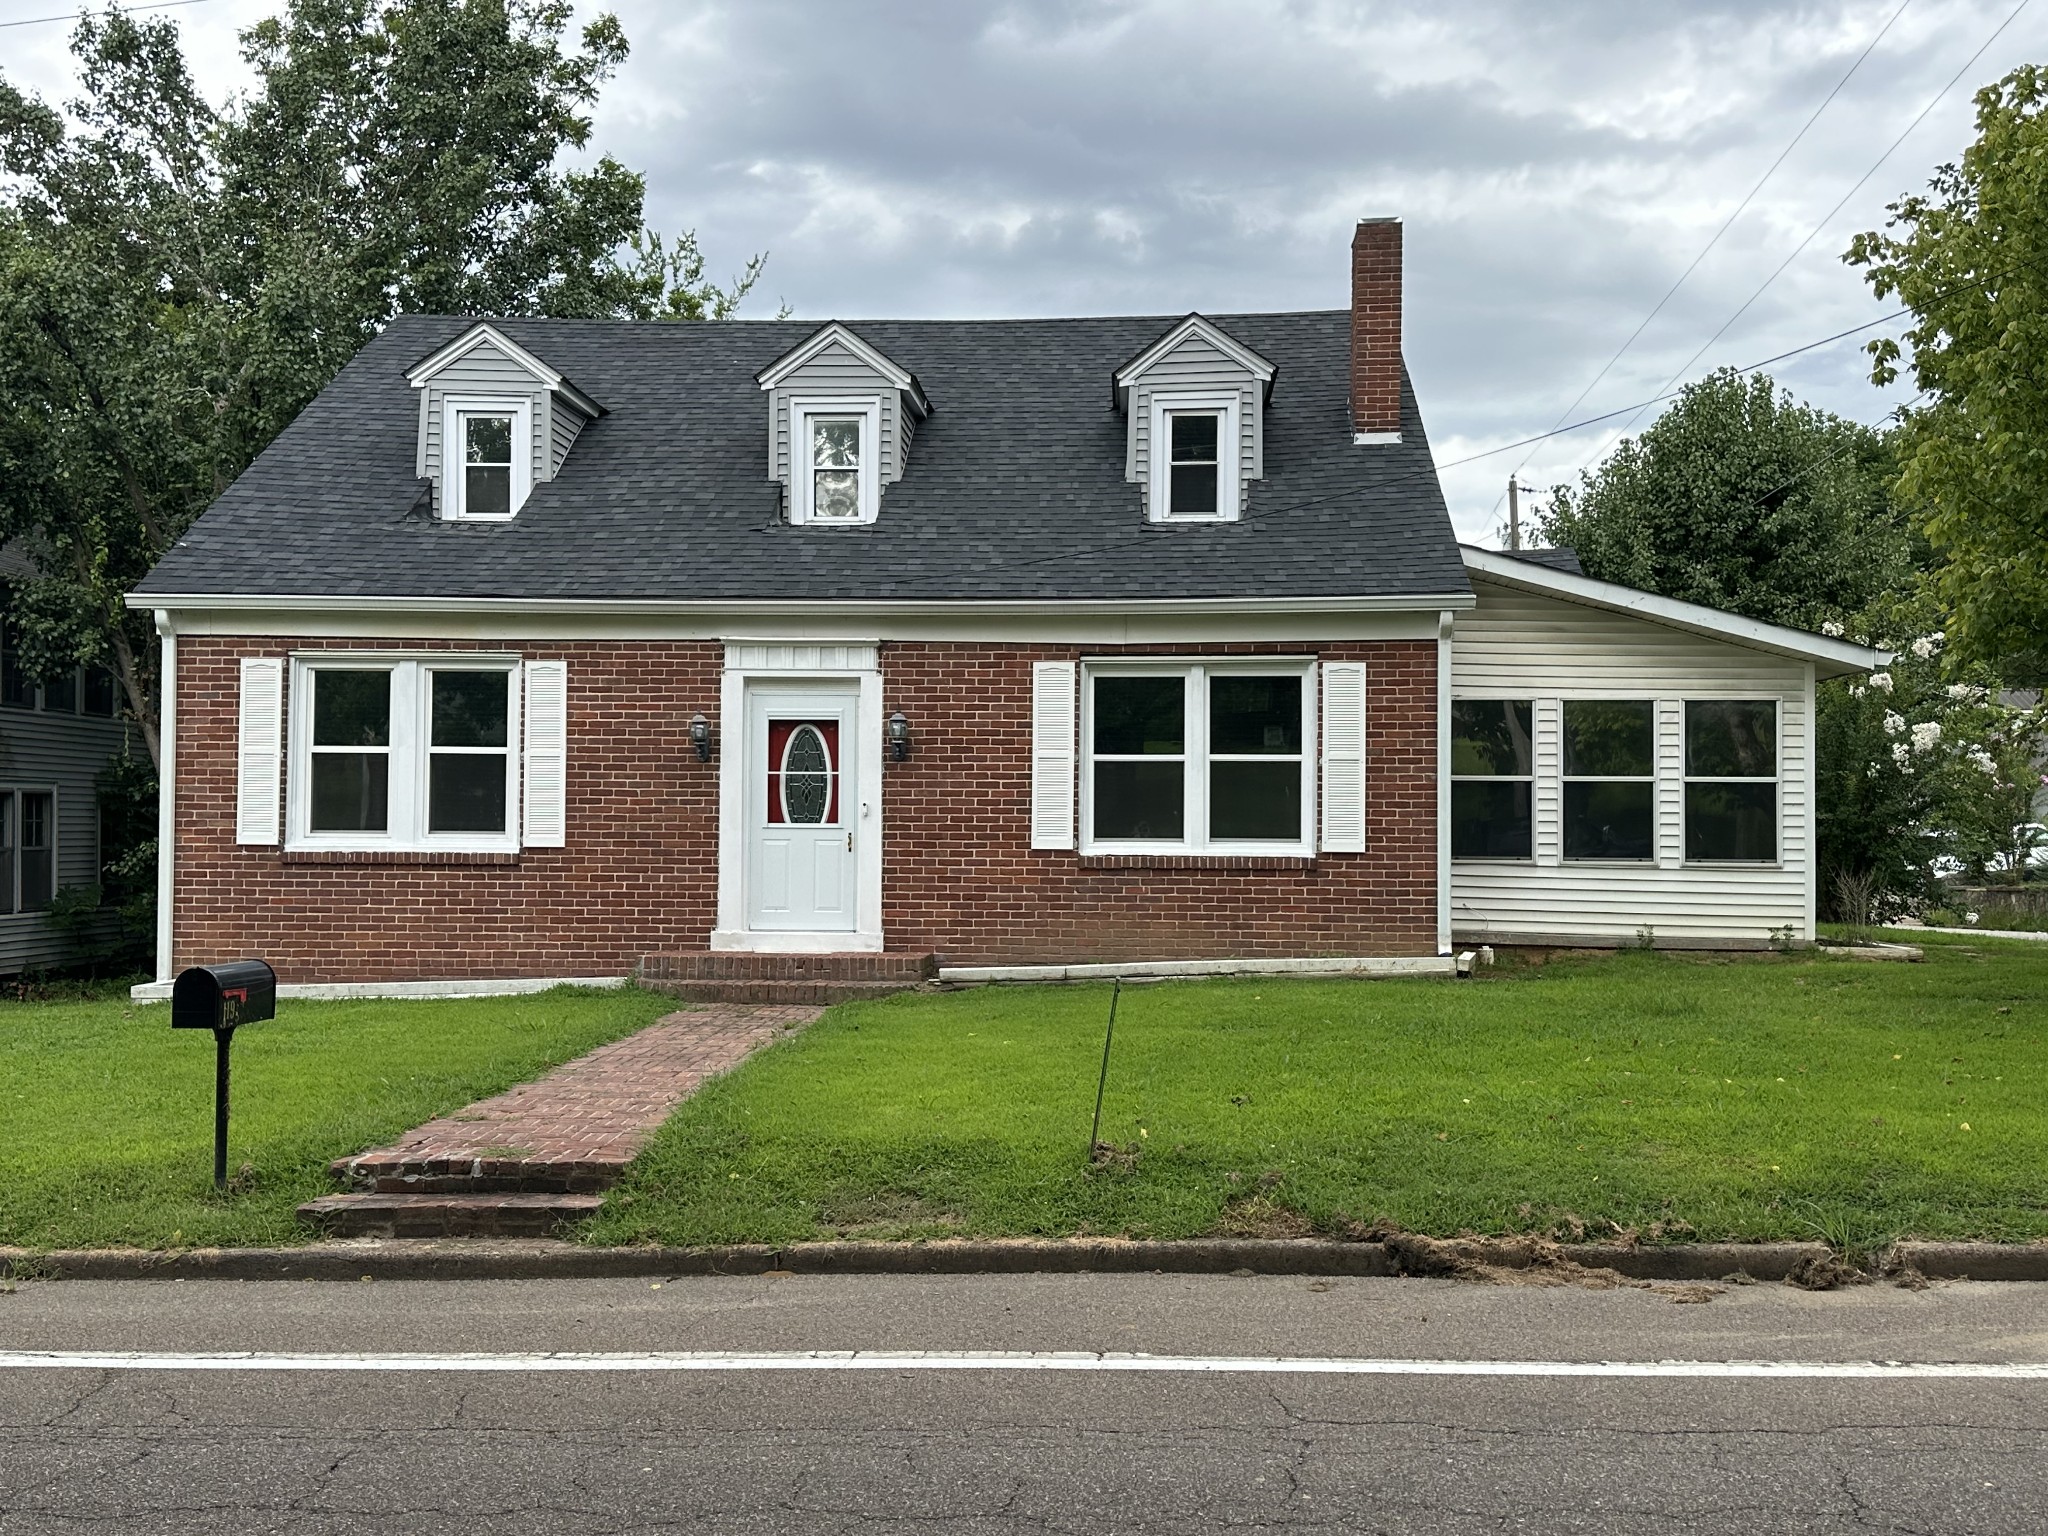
[690,713,713,762]
[888,711,911,761]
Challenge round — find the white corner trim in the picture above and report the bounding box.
[154,611,176,983]
[1460,546,1887,676]
[1436,608,1453,957]
[130,974,630,1004]
[1115,315,1277,386]
[757,322,915,392]
[939,955,1456,984]
[1352,431,1402,445]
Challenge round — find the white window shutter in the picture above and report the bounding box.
[1030,661,1077,850]
[235,657,284,845]
[1320,661,1367,853]
[522,660,568,847]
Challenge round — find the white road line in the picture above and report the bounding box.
[1,1350,2044,1379]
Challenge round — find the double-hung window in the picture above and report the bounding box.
[1562,700,1654,861]
[1084,662,1312,853]
[790,398,880,524]
[1148,394,1240,521]
[1451,700,1534,859]
[291,657,520,850]
[0,789,55,914]
[1685,701,1778,862]
[442,398,532,520]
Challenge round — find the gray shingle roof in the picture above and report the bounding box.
[1501,546,1585,576]
[134,311,1470,604]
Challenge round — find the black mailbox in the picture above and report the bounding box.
[172,961,277,1031]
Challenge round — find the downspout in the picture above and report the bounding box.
[1437,608,1453,956]
[154,609,176,982]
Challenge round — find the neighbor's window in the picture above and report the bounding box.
[1451,700,1534,859]
[1685,700,1777,862]
[41,666,78,715]
[1086,664,1310,852]
[0,789,55,914]
[1165,410,1223,519]
[83,664,118,717]
[461,412,515,518]
[1562,700,1654,860]
[809,416,863,520]
[293,658,519,849]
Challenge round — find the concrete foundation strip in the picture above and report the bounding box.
[2,1238,2043,1283]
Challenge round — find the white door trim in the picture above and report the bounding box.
[713,644,884,953]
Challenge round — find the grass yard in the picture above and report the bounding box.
[590,936,2048,1251]
[0,984,675,1250]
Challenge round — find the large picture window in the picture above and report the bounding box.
[1562,700,1654,861]
[0,788,55,915]
[290,657,520,850]
[1451,700,1533,859]
[1685,700,1778,862]
[1084,663,1311,853]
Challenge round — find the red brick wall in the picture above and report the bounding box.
[171,636,1439,979]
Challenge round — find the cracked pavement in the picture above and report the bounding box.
[3,1272,2046,1533]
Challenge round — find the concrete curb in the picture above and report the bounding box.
[12,1236,2039,1283]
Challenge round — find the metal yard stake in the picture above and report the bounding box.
[1088,978,1121,1160]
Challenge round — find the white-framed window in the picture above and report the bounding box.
[1684,700,1779,863]
[1147,392,1241,521]
[288,655,522,851]
[790,397,882,525]
[0,787,56,915]
[1450,699,1534,860]
[1561,699,1655,861]
[1080,660,1314,855]
[441,397,533,520]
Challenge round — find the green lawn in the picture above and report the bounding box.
[0,984,675,1250]
[589,936,2048,1250]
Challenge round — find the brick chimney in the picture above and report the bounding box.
[1350,218,1403,440]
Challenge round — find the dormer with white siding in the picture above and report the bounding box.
[756,323,932,526]
[1113,315,1276,522]
[407,323,603,521]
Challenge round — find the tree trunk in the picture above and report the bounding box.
[110,627,161,772]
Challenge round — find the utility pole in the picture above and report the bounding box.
[1507,476,1523,551]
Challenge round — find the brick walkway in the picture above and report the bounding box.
[330,1003,820,1191]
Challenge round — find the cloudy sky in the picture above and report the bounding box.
[6,0,2038,541]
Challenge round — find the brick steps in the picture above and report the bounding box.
[298,1192,605,1239]
[638,950,937,1004]
[329,1154,621,1195]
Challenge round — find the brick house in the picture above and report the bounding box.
[128,220,1883,997]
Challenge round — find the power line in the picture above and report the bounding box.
[1483,0,1915,529]
[0,0,214,29]
[1586,0,2035,457]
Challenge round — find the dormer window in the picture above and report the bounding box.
[1149,393,1240,521]
[790,398,880,524]
[443,397,532,520]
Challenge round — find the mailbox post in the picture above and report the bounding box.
[171,961,277,1190]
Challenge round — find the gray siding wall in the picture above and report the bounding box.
[550,399,588,477]
[416,339,555,513]
[1449,576,1815,946]
[1124,332,1263,515]
[767,341,906,512]
[0,705,133,974]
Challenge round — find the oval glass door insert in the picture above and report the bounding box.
[780,724,832,823]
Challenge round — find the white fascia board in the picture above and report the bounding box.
[1114,314,1278,387]
[756,322,916,393]
[1459,546,1889,677]
[404,323,602,418]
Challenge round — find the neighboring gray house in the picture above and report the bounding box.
[0,542,133,975]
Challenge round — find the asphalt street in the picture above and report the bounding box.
[3,1270,2045,1533]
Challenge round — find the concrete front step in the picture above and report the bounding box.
[638,950,937,1004]
[297,1192,606,1239]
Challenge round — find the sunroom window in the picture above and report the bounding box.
[1451,700,1533,859]
[1085,663,1311,853]
[1685,700,1777,862]
[1562,700,1654,861]
[292,657,520,850]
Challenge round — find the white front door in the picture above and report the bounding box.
[745,684,859,932]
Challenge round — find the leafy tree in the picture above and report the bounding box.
[1849,64,2048,686]
[0,2,764,768]
[1536,368,1914,633]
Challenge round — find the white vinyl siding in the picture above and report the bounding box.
[1029,662,1077,850]
[1450,577,1815,945]
[768,340,910,499]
